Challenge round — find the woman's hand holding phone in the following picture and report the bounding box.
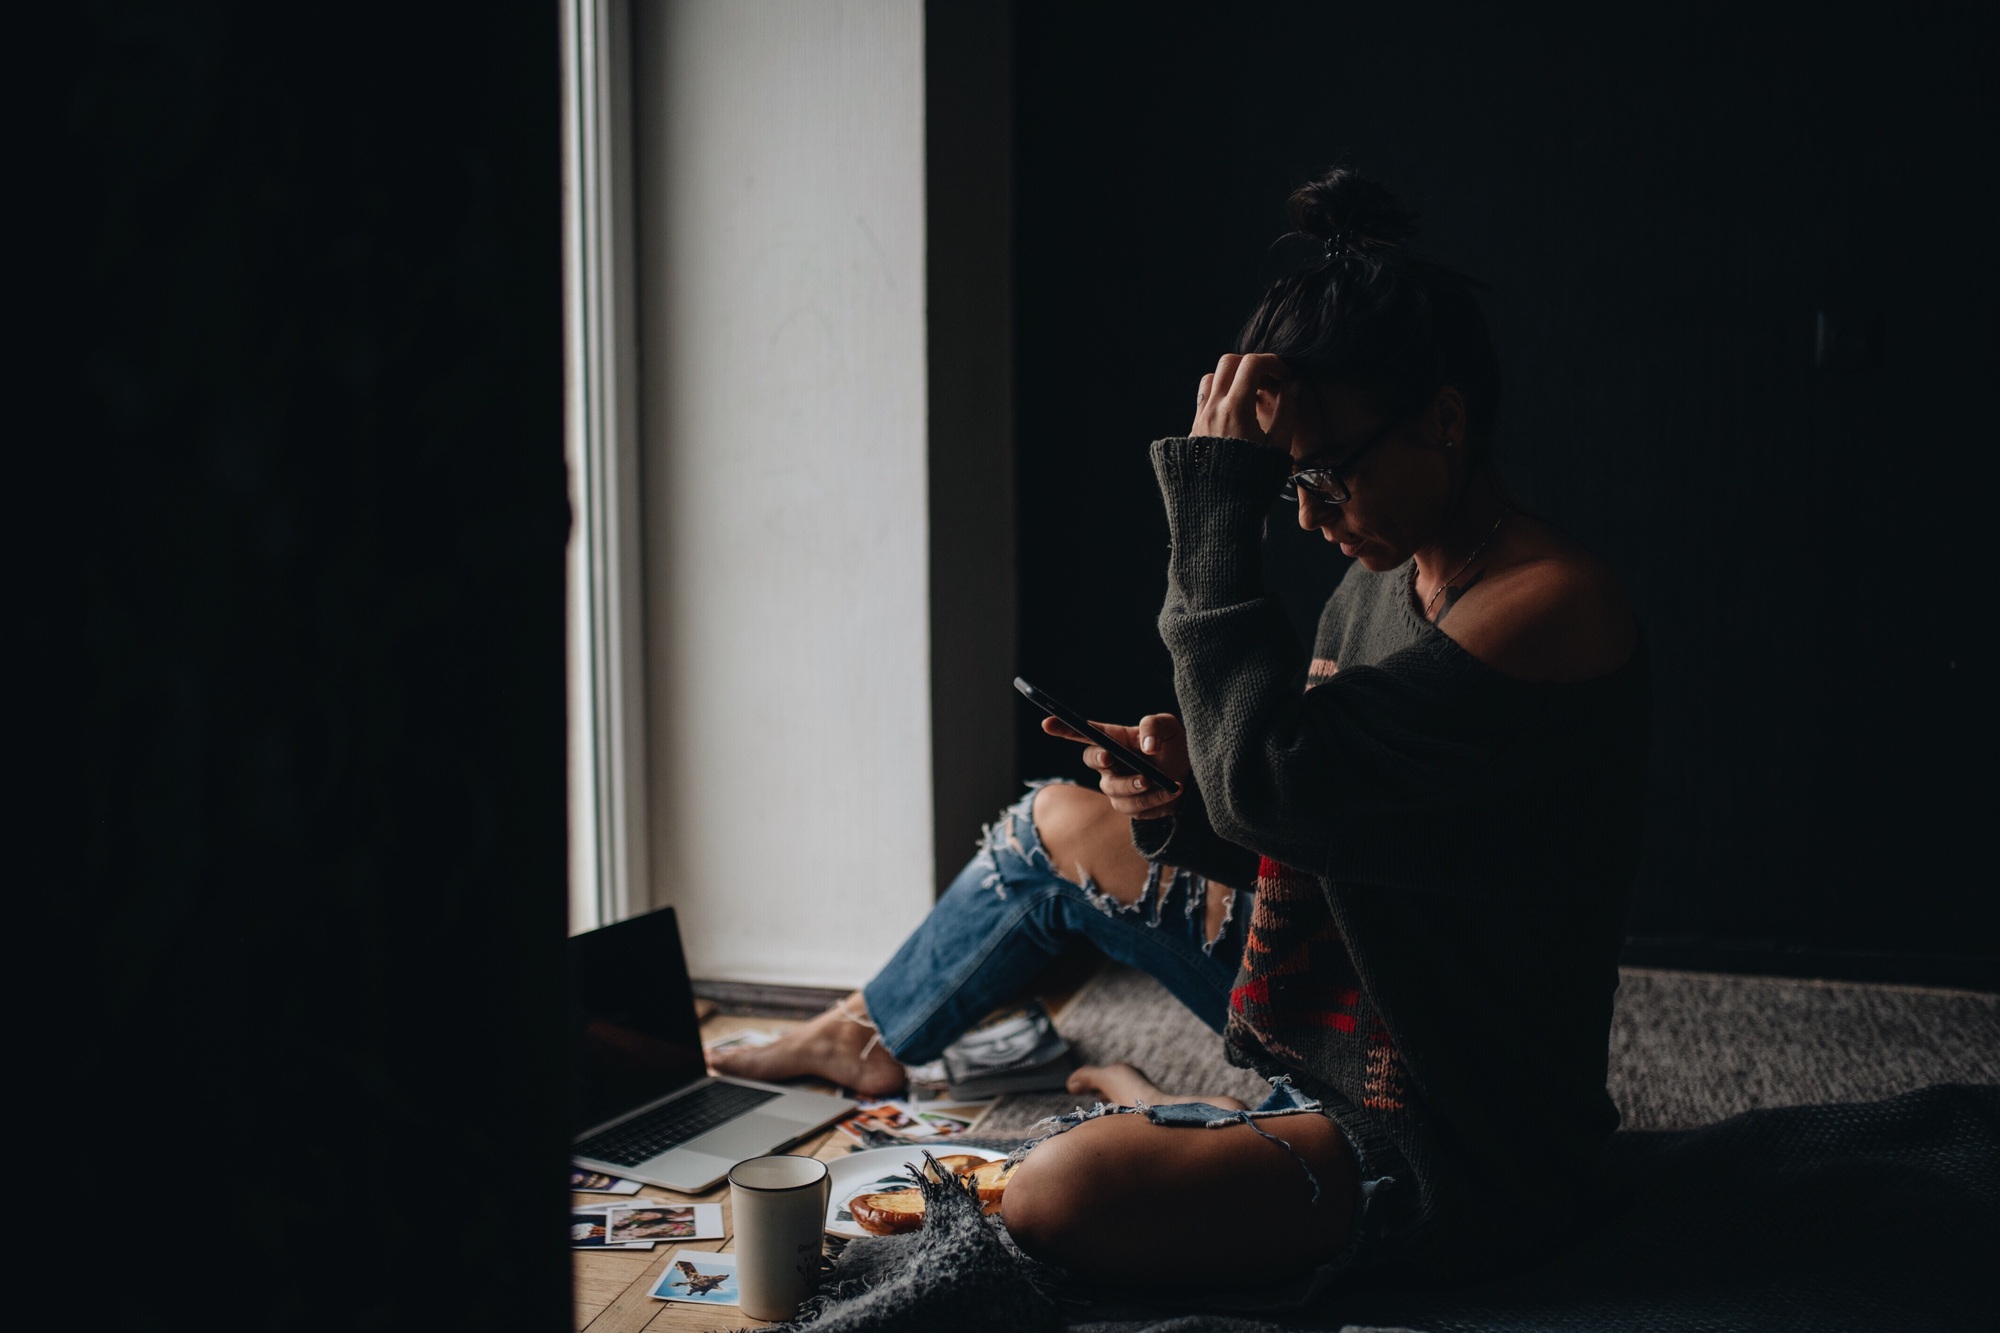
[1041,712,1192,819]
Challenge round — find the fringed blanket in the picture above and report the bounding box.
[773,1083,1998,1333]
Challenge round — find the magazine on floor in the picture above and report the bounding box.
[905,999,1075,1100]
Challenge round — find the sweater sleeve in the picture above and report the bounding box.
[1150,436,1509,880]
[1127,776,1263,888]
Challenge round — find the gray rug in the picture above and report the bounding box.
[979,964,2000,1134]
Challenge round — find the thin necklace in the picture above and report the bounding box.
[1422,514,1506,620]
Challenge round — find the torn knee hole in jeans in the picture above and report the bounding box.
[1162,867,1232,953]
[1073,854,1170,920]
[1201,882,1236,955]
[1146,865,1170,927]
[981,783,1208,931]
[1105,863,1232,949]
[972,828,1006,898]
[1069,858,1228,939]
[1000,780,1160,918]
[1003,1100,1126,1169]
[1078,864,1147,919]
[975,784,1062,899]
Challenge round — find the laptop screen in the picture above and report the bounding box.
[569,906,709,1136]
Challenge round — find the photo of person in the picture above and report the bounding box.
[604,1202,725,1243]
[609,1206,692,1240]
[945,1007,1047,1072]
[570,1169,642,1195]
[914,1107,980,1138]
[835,1099,921,1142]
[572,1207,653,1249]
[570,1210,626,1247]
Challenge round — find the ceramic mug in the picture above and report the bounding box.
[728,1154,831,1321]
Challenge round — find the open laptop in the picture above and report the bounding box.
[570,905,855,1192]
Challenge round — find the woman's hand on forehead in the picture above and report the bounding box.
[1192,353,1298,452]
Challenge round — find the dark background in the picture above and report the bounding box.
[1010,2,1997,987]
[42,2,1995,1328]
[42,3,570,1327]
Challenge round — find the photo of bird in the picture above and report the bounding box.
[668,1259,731,1298]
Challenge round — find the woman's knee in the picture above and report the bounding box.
[999,1121,1117,1264]
[1030,783,1147,903]
[1029,782,1106,864]
[1000,1128,1096,1264]
[1004,1112,1360,1284]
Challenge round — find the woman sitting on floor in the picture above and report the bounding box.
[713,167,1649,1293]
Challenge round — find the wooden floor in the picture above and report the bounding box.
[575,952,1099,1330]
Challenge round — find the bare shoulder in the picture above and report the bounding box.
[1442,532,1638,683]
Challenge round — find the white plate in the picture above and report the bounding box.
[822,1143,1007,1239]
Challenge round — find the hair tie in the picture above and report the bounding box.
[1324,231,1362,263]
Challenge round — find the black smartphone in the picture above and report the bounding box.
[1013,677,1183,795]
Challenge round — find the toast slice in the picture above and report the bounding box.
[919,1153,988,1181]
[850,1155,1011,1233]
[847,1188,926,1236]
[966,1158,1016,1204]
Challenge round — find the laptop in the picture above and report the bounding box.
[570,905,855,1192]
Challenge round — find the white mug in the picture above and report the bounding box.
[728,1154,831,1321]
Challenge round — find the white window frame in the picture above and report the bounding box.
[560,1,1015,975]
[561,0,649,934]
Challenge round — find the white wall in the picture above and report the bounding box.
[633,0,934,987]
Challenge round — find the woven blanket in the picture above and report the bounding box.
[783,1083,1998,1333]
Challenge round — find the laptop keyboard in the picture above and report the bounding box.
[575,1082,783,1167]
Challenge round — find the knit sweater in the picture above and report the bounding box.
[1134,436,1650,1284]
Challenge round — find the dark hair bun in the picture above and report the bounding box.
[1240,165,1498,441]
[1289,167,1418,253]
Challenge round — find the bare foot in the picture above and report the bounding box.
[1065,1062,1168,1106]
[707,992,907,1097]
[1064,1061,1249,1110]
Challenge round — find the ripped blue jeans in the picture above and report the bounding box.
[862,782,1252,1064]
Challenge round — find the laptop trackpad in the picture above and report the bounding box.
[691,1114,800,1159]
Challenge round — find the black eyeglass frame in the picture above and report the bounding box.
[1279,387,1422,506]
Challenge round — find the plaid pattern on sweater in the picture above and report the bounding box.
[1229,854,1410,1114]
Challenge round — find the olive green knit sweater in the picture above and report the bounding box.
[1134,435,1650,1284]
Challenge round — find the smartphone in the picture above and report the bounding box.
[1013,677,1182,795]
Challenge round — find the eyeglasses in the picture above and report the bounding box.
[1278,410,1407,507]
